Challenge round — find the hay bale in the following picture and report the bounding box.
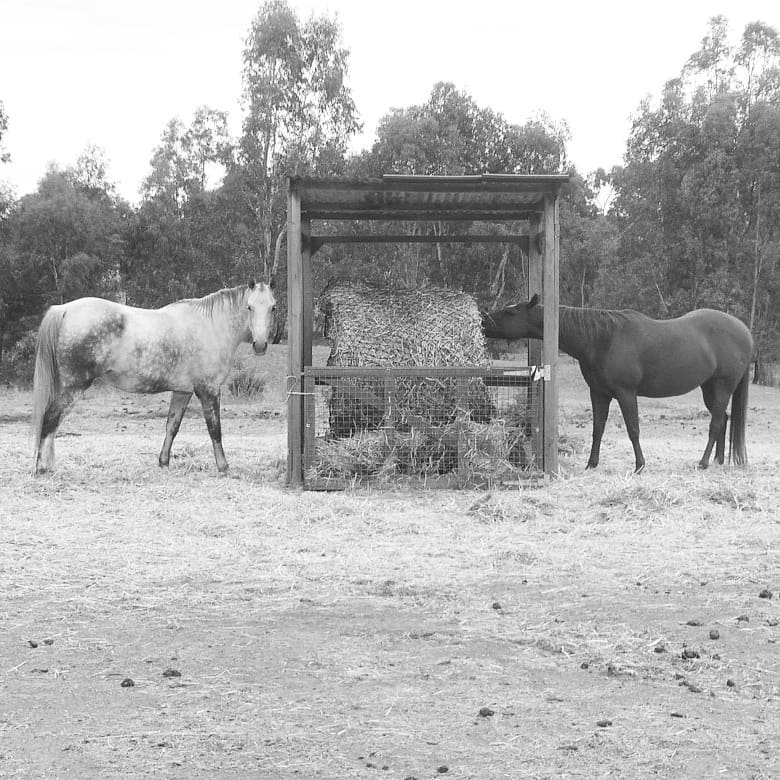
[319,280,490,368]
[318,281,495,439]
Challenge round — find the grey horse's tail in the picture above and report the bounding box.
[31,307,65,466]
[728,368,750,466]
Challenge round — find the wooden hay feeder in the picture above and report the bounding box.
[286,174,568,489]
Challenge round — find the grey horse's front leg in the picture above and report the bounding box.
[195,387,228,473]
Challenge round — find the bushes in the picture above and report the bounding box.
[226,353,267,399]
[0,329,37,388]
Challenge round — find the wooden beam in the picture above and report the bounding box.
[286,186,304,487]
[527,213,544,469]
[289,173,569,194]
[310,234,530,253]
[542,194,560,477]
[301,209,544,222]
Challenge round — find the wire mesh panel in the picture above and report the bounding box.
[303,366,543,489]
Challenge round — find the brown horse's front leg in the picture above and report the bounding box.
[159,391,192,467]
[586,389,612,470]
[615,390,645,473]
[195,387,228,473]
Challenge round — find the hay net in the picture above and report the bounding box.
[319,280,490,368]
[309,280,536,486]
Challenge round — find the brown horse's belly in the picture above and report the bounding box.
[637,377,703,398]
[636,360,712,398]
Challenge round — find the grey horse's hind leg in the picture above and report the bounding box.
[195,387,228,473]
[159,391,193,467]
[35,394,73,474]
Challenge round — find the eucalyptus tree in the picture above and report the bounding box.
[608,16,780,378]
[234,0,360,284]
[13,150,128,311]
[341,81,600,306]
[126,108,233,306]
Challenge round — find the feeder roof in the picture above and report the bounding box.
[288,174,569,222]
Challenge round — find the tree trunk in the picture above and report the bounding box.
[270,228,285,282]
[749,181,761,334]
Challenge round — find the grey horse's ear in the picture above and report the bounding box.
[248,279,256,290]
[528,293,540,308]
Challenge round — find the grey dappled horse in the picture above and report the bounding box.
[31,281,276,474]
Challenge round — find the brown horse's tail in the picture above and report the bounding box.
[728,368,750,466]
[31,307,65,465]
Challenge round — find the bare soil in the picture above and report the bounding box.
[0,346,778,779]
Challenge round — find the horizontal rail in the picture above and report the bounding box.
[304,365,535,386]
[310,234,530,252]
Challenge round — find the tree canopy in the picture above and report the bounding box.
[1,9,779,379]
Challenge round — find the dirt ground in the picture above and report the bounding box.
[0,346,778,779]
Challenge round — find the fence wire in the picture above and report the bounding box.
[303,367,543,488]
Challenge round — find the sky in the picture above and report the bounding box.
[1,0,779,204]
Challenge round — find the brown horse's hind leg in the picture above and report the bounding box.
[195,387,228,473]
[159,391,193,467]
[586,389,612,470]
[700,381,729,468]
[614,390,645,473]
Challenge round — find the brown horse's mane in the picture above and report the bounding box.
[174,285,249,319]
[559,305,635,347]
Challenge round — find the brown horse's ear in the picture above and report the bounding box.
[248,279,256,290]
[528,293,540,308]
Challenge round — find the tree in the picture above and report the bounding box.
[608,17,780,379]
[141,108,230,213]
[0,100,9,165]
[15,154,128,308]
[124,108,235,307]
[336,83,586,304]
[235,0,360,283]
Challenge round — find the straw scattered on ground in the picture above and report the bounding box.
[0,346,778,778]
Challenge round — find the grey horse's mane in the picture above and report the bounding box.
[175,285,249,319]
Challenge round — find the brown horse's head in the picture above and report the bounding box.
[481,294,542,340]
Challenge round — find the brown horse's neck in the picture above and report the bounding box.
[557,306,620,363]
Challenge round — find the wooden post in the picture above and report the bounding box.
[527,213,544,468]
[542,194,560,476]
[286,183,312,486]
[302,370,315,477]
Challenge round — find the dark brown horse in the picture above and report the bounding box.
[482,295,753,472]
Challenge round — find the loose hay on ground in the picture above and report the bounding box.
[1,358,779,778]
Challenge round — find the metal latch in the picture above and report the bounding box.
[530,365,551,381]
